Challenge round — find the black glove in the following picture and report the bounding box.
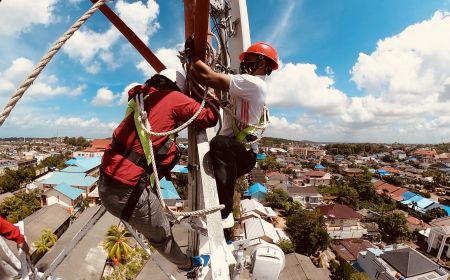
[184,36,195,61]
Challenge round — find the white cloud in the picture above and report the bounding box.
[115,0,160,44]
[118,83,140,105]
[136,47,184,79]
[63,0,160,73]
[267,62,348,115]
[0,57,85,100]
[0,0,57,36]
[53,116,116,130]
[91,87,117,106]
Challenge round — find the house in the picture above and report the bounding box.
[358,245,448,280]
[317,204,367,239]
[342,168,364,176]
[314,164,325,170]
[63,156,101,177]
[42,183,84,210]
[248,168,267,184]
[373,180,402,196]
[240,199,277,221]
[73,138,112,158]
[244,183,268,202]
[267,172,289,188]
[379,166,401,175]
[41,172,98,195]
[242,217,288,244]
[278,253,331,280]
[0,159,18,175]
[303,170,331,186]
[286,186,322,208]
[331,239,375,264]
[426,216,450,259]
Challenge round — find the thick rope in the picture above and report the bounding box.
[0,0,107,127]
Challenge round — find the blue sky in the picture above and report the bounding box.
[0,0,450,143]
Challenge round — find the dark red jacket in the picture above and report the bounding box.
[0,217,24,245]
[101,85,219,186]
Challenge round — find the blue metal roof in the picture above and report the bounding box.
[245,183,267,196]
[171,164,189,174]
[416,198,436,210]
[60,166,86,173]
[256,153,266,160]
[402,191,417,201]
[54,183,84,200]
[314,164,325,170]
[159,178,181,200]
[64,156,101,171]
[42,172,97,187]
[441,205,450,216]
[401,194,423,205]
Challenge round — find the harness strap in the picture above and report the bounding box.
[232,105,267,143]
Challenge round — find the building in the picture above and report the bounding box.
[41,171,98,196]
[289,147,308,158]
[73,139,112,158]
[244,183,268,202]
[248,168,267,184]
[240,199,277,221]
[317,204,367,239]
[42,183,84,211]
[242,217,288,244]
[278,253,331,280]
[286,186,322,208]
[331,239,375,264]
[303,170,331,186]
[342,168,364,176]
[0,159,17,175]
[426,217,450,260]
[63,156,101,177]
[358,245,448,280]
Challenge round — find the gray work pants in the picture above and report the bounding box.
[98,173,188,267]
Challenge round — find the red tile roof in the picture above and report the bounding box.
[413,149,437,157]
[380,166,401,175]
[304,170,327,178]
[317,204,361,219]
[331,239,375,262]
[375,182,400,195]
[391,188,408,201]
[91,139,112,149]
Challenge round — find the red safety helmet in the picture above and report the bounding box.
[239,42,279,70]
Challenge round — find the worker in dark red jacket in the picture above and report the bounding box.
[99,69,218,272]
[0,216,29,255]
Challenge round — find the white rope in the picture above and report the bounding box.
[0,0,107,127]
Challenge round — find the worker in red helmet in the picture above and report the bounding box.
[0,216,30,255]
[99,69,219,273]
[184,39,279,228]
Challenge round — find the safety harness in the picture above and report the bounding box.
[113,92,179,188]
[231,103,269,144]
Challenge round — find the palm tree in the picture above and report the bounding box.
[103,225,133,263]
[33,228,57,254]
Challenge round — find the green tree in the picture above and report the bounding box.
[282,201,302,216]
[103,225,133,262]
[0,191,41,223]
[259,156,280,171]
[335,185,360,209]
[350,272,370,280]
[425,207,447,221]
[286,209,330,255]
[102,248,149,280]
[276,239,295,254]
[378,213,409,243]
[34,228,57,254]
[266,188,290,209]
